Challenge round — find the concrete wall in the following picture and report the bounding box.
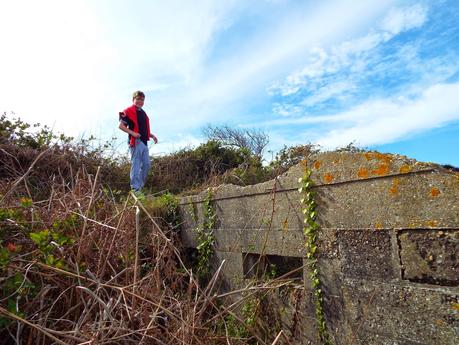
[178,151,459,345]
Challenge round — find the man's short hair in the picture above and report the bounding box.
[132,90,145,100]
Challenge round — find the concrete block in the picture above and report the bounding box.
[399,229,459,286]
[212,251,244,291]
[338,230,399,281]
[317,171,459,229]
[341,279,459,345]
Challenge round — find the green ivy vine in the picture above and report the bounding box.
[195,188,216,277]
[187,196,198,224]
[298,170,333,345]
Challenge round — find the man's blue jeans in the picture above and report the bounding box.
[129,139,151,191]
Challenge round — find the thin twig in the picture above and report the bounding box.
[0,306,73,345]
[1,148,50,203]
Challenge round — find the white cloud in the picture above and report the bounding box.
[253,81,459,150]
[314,82,459,148]
[381,3,428,35]
[0,0,113,135]
[273,103,303,117]
[301,81,356,108]
[268,3,429,113]
[157,1,397,126]
[267,32,385,102]
[267,48,329,97]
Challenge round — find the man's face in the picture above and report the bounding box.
[133,96,145,108]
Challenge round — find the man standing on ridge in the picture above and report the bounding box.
[119,90,158,193]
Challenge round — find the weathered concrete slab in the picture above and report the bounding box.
[255,286,319,345]
[180,169,459,232]
[317,170,459,229]
[182,152,438,203]
[181,227,343,261]
[306,151,434,185]
[399,229,459,286]
[351,332,425,345]
[177,151,459,345]
[341,279,459,345]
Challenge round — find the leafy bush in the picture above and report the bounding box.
[0,113,130,199]
[0,113,72,149]
[270,144,319,172]
[148,140,248,194]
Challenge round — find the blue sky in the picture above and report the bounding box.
[1,0,458,166]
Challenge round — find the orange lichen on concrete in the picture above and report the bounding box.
[375,222,383,230]
[372,163,390,176]
[300,159,308,168]
[357,167,369,178]
[374,152,392,164]
[364,152,373,160]
[323,173,334,183]
[430,187,440,198]
[365,151,392,162]
[399,165,411,174]
[407,218,430,228]
[434,319,447,327]
[425,220,439,227]
[313,161,321,169]
[389,178,399,196]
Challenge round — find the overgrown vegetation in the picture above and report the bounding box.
[202,124,269,157]
[0,112,131,197]
[1,113,316,344]
[148,140,250,194]
[1,112,319,200]
[194,188,216,278]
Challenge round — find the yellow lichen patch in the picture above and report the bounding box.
[357,167,369,178]
[399,165,411,174]
[430,187,441,198]
[300,159,308,169]
[407,220,424,228]
[313,160,322,170]
[375,222,383,230]
[374,152,392,164]
[434,319,447,327]
[282,218,289,232]
[372,163,390,176]
[364,152,373,160]
[323,173,334,183]
[389,178,399,196]
[425,220,438,228]
[452,303,459,311]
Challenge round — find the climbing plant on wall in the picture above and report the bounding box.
[299,169,333,345]
[194,188,216,278]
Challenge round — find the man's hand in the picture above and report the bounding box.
[150,134,158,144]
[119,121,141,138]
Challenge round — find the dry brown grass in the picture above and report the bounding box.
[0,147,297,345]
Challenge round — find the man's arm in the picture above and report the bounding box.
[118,112,140,138]
[150,133,158,144]
[119,122,141,138]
